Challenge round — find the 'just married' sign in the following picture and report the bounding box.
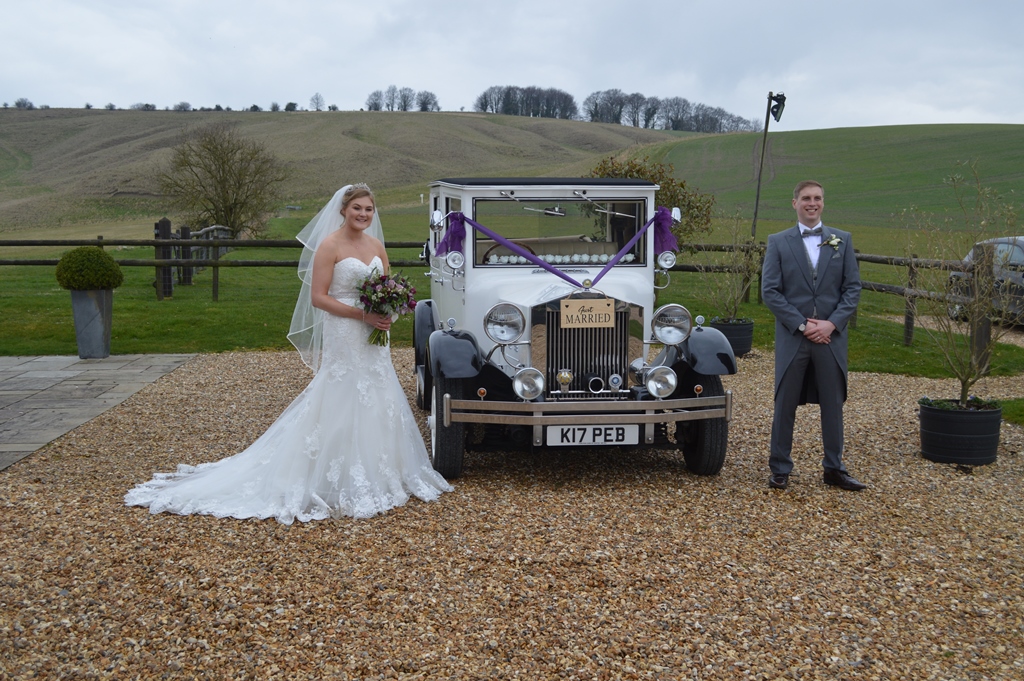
[560,299,614,328]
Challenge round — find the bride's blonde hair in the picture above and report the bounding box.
[341,183,374,214]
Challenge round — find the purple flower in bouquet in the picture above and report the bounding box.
[357,269,418,346]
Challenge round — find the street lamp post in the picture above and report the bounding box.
[750,91,786,239]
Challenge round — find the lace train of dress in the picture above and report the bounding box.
[125,257,452,524]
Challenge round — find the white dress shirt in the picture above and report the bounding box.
[801,221,823,270]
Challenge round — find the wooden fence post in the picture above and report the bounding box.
[904,254,917,345]
[154,218,173,300]
[970,244,993,374]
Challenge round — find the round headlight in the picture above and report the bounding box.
[513,367,545,401]
[484,303,525,344]
[652,304,693,345]
[657,251,677,269]
[445,251,465,270]
[645,366,677,399]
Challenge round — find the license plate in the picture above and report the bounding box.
[548,425,639,446]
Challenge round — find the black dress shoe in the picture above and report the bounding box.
[768,473,789,490]
[823,469,867,491]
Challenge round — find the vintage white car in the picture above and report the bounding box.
[412,178,737,478]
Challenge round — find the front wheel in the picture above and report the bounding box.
[674,374,728,476]
[430,374,465,479]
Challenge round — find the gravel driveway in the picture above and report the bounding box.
[1,349,1021,679]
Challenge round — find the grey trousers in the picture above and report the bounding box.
[769,339,847,475]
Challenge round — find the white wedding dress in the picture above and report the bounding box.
[125,256,452,524]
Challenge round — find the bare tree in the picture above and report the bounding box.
[623,92,646,127]
[310,92,325,111]
[641,96,661,128]
[104,103,116,110]
[416,90,441,112]
[366,90,384,111]
[384,85,398,111]
[131,103,157,111]
[160,122,288,238]
[270,102,280,112]
[474,86,503,113]
[15,98,35,110]
[172,101,192,112]
[582,89,626,124]
[659,97,692,130]
[397,87,416,111]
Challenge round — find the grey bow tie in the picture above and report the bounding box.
[802,227,822,237]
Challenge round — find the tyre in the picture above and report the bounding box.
[430,373,465,479]
[673,374,728,476]
[413,303,434,410]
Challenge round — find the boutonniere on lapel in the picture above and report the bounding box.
[819,235,842,251]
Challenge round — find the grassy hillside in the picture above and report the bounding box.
[0,108,676,233]
[2,110,1022,241]
[649,124,1024,228]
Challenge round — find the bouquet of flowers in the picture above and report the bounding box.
[358,269,417,346]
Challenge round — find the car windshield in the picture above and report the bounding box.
[472,198,647,266]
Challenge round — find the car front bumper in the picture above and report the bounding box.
[443,392,732,446]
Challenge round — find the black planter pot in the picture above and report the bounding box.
[919,402,1001,466]
[70,289,113,359]
[709,319,754,357]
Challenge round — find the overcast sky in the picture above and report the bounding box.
[4,0,1022,131]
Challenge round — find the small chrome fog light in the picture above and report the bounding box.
[645,366,677,399]
[652,304,693,345]
[513,368,545,400]
[484,303,525,344]
[608,373,623,392]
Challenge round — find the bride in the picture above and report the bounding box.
[125,184,453,523]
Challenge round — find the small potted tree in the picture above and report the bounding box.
[906,162,1022,466]
[700,212,761,356]
[55,246,124,359]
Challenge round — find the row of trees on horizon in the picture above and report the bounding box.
[473,86,759,133]
[6,84,759,134]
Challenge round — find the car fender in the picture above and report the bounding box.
[428,329,485,379]
[413,300,435,366]
[675,326,738,375]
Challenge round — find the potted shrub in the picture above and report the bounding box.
[699,213,761,356]
[905,162,1022,466]
[55,246,124,359]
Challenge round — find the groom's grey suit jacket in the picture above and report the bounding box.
[761,224,862,404]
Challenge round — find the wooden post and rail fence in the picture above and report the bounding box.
[0,231,1000,363]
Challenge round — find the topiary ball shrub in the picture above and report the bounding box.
[55,247,124,290]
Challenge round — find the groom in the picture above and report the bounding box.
[761,181,865,491]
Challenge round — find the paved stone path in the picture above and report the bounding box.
[0,354,193,470]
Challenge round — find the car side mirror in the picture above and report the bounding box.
[430,209,445,232]
[671,207,682,225]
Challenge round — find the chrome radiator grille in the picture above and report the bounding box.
[542,302,631,400]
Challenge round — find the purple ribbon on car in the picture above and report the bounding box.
[435,206,676,289]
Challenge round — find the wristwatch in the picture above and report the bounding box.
[798,321,807,332]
